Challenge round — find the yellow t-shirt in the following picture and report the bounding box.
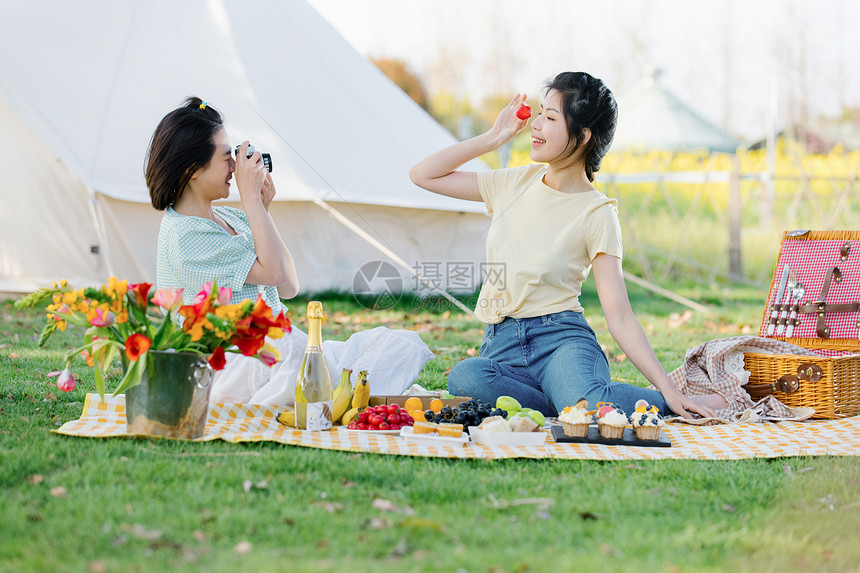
[475,164,623,324]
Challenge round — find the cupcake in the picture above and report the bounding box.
[558,399,592,438]
[595,402,628,439]
[630,401,664,441]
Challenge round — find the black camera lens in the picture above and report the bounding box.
[234,144,273,172]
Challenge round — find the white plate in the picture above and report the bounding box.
[337,427,401,435]
[399,426,469,447]
[468,427,548,446]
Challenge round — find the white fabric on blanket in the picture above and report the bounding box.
[209,326,434,407]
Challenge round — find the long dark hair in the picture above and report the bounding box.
[145,97,224,210]
[544,72,617,182]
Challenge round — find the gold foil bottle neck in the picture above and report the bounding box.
[306,300,325,320]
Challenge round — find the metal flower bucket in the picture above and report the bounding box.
[125,351,214,439]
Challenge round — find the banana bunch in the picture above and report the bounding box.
[276,408,295,427]
[331,368,354,424]
[339,370,369,425]
[277,368,358,428]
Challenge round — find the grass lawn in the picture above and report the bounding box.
[1,280,858,572]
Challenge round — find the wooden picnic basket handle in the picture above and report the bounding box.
[744,374,801,400]
[743,361,825,399]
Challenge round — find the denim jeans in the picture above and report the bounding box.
[447,310,668,417]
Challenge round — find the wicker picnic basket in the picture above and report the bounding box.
[743,230,860,419]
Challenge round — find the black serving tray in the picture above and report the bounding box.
[551,424,671,448]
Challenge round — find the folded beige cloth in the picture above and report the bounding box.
[665,335,817,424]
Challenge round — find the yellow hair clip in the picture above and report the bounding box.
[199,102,208,110]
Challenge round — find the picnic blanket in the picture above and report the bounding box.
[55,394,860,461]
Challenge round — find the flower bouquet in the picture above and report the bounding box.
[16,278,291,435]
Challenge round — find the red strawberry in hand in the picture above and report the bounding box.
[516,103,532,120]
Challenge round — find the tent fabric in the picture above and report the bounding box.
[96,196,489,294]
[0,0,490,293]
[611,72,741,154]
[0,97,107,292]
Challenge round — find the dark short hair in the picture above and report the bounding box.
[544,72,617,182]
[145,97,224,210]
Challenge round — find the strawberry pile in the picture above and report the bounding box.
[346,403,415,431]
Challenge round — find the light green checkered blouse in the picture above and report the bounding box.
[156,206,286,312]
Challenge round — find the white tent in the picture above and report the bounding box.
[612,70,740,153]
[0,0,490,297]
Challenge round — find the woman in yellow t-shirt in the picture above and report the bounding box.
[410,72,726,420]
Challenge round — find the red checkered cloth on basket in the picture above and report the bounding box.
[667,335,817,424]
[761,239,860,343]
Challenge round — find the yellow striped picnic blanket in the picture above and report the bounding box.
[55,393,860,461]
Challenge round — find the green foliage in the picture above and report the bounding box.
[371,58,431,112]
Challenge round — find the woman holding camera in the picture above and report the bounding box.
[410,72,725,419]
[146,97,306,405]
[148,97,299,307]
[146,97,433,406]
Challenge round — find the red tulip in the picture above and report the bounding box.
[268,311,291,336]
[230,321,268,356]
[125,333,152,361]
[250,297,291,332]
[130,283,152,309]
[208,346,227,371]
[57,369,77,392]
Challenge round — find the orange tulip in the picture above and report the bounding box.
[125,333,152,361]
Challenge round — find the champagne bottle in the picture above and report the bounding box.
[295,301,333,430]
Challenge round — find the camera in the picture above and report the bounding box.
[235,143,273,172]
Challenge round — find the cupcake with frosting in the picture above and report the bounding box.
[558,399,592,438]
[595,402,628,439]
[630,400,664,441]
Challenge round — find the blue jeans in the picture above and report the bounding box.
[447,311,668,417]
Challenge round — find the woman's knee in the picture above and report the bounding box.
[540,344,611,408]
[447,357,494,395]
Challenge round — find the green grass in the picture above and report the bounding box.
[1,283,858,572]
[607,177,860,286]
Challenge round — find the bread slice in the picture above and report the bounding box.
[477,416,511,432]
[509,416,539,432]
[436,422,464,437]
[412,421,437,434]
